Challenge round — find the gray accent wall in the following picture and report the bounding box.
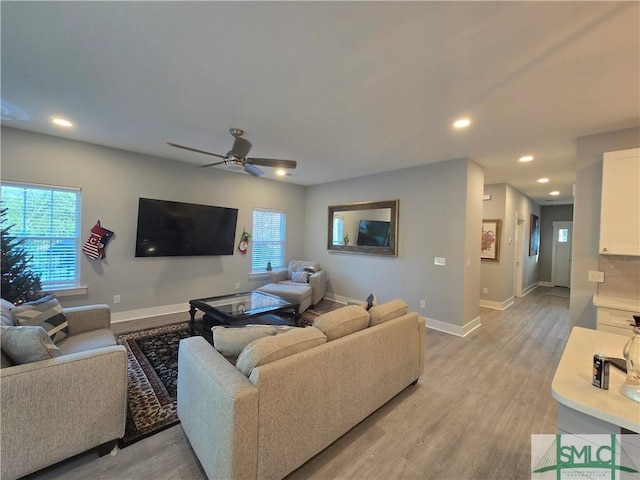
[572,126,639,329]
[1,127,307,313]
[305,158,484,331]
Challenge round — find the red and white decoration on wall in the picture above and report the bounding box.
[82,221,114,260]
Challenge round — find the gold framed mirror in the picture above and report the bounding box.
[327,200,398,256]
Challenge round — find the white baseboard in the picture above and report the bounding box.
[521,282,539,296]
[479,297,515,311]
[111,303,188,324]
[424,315,481,337]
[324,293,356,306]
[538,281,554,287]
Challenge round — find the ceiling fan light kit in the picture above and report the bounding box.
[168,128,297,178]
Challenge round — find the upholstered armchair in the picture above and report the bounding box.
[268,260,328,306]
[0,301,128,480]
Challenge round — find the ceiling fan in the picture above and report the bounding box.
[167,128,297,177]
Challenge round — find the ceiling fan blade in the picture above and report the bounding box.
[244,163,264,177]
[198,161,225,168]
[167,142,226,159]
[231,137,252,159]
[247,158,297,169]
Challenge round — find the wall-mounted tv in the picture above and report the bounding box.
[135,198,238,257]
[357,220,391,247]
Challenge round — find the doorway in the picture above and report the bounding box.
[552,221,573,288]
[513,214,525,297]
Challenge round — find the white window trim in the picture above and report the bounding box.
[1,180,83,290]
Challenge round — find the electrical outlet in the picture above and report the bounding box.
[235,282,240,290]
[420,300,426,309]
[434,257,446,266]
[482,288,488,294]
[113,295,121,304]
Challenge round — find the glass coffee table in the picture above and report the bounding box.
[188,291,300,344]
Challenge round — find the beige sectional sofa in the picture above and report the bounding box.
[0,302,127,480]
[177,300,425,480]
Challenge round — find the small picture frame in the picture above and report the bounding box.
[481,219,501,262]
[529,214,540,256]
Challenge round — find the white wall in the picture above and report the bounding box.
[305,157,484,334]
[1,127,307,316]
[572,126,639,329]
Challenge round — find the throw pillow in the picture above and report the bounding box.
[11,295,69,344]
[291,271,309,283]
[360,292,378,311]
[1,325,62,364]
[312,305,370,341]
[212,325,277,357]
[303,266,319,274]
[1,298,16,327]
[368,299,408,327]
[235,327,326,377]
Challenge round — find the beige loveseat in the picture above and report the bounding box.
[0,302,128,480]
[177,300,425,480]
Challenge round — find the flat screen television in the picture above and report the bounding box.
[357,220,391,247]
[135,198,238,257]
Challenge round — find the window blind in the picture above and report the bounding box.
[252,208,285,272]
[1,183,81,289]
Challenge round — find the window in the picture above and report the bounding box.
[252,208,285,272]
[1,182,81,289]
[558,228,569,243]
[332,215,344,245]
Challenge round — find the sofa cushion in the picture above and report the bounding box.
[368,299,408,327]
[312,305,370,341]
[1,298,15,327]
[235,327,326,377]
[1,325,62,364]
[11,295,69,344]
[291,271,309,283]
[56,328,117,355]
[212,325,277,357]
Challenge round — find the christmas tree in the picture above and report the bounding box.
[1,208,44,305]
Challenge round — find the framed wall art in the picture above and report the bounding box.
[481,219,501,262]
[529,213,540,256]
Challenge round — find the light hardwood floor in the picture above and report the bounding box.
[27,287,570,480]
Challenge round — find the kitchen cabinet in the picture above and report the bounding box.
[599,148,640,255]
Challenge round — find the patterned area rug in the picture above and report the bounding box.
[115,310,320,447]
[116,322,192,447]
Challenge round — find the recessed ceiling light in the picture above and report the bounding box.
[537,178,549,183]
[275,169,286,177]
[550,191,560,196]
[52,118,73,127]
[453,118,471,129]
[519,155,534,162]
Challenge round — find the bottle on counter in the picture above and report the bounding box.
[621,315,640,402]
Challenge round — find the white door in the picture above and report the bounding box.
[552,221,573,288]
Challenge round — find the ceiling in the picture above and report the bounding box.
[1,2,639,205]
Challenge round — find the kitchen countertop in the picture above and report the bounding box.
[551,326,640,433]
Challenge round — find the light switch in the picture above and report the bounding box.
[588,270,605,283]
[434,257,446,266]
